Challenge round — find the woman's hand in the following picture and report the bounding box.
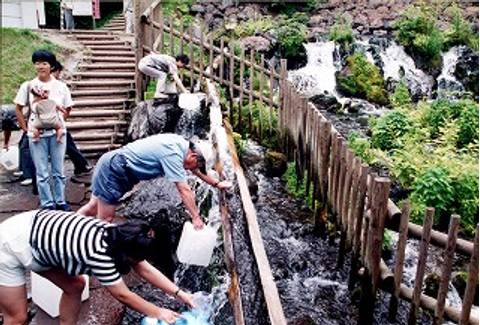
[177,290,196,309]
[155,307,181,324]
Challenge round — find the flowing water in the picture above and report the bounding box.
[437,46,465,98]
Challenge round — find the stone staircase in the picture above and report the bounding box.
[64,23,135,156]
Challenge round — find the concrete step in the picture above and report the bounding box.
[70,109,130,118]
[85,45,132,51]
[89,50,134,57]
[103,27,125,31]
[62,30,112,35]
[66,120,128,129]
[74,98,132,107]
[73,71,135,79]
[68,80,134,89]
[71,89,134,98]
[71,131,124,141]
[87,56,136,63]
[78,63,136,71]
[104,23,125,28]
[80,40,127,46]
[74,35,117,40]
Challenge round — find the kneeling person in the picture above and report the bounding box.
[0,210,194,325]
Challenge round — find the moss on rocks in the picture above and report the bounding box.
[264,151,288,177]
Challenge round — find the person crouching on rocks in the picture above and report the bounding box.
[138,53,190,99]
[78,133,232,227]
[0,209,195,325]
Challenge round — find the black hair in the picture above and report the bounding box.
[104,220,156,274]
[189,141,206,174]
[52,60,64,73]
[175,54,189,66]
[31,50,57,67]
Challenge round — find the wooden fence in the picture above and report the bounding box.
[134,2,478,324]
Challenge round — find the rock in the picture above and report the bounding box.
[241,36,271,52]
[264,151,287,177]
[353,12,369,28]
[451,271,479,302]
[237,5,260,21]
[308,15,324,27]
[423,273,441,298]
[455,47,479,98]
[190,4,206,14]
[224,6,239,17]
[368,0,383,8]
[310,93,341,112]
[357,115,370,127]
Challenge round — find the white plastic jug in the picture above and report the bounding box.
[176,222,217,266]
[0,147,18,171]
[178,93,205,111]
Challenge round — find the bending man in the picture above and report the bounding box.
[0,209,194,325]
[78,133,231,228]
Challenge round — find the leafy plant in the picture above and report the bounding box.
[282,162,313,206]
[394,4,444,66]
[443,6,479,51]
[337,53,389,105]
[383,229,395,251]
[274,19,307,58]
[329,14,354,47]
[371,111,412,151]
[390,81,412,107]
[347,132,378,165]
[233,17,275,38]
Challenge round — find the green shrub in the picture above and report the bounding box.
[451,172,479,237]
[337,53,389,105]
[347,132,378,165]
[394,4,443,66]
[274,20,307,58]
[390,81,412,107]
[457,101,479,148]
[444,6,479,51]
[233,17,275,38]
[329,14,354,46]
[282,162,313,206]
[238,100,279,150]
[371,111,412,151]
[383,229,395,251]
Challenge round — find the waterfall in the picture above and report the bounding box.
[437,46,465,98]
[379,41,434,100]
[288,41,339,97]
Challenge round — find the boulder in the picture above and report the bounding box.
[190,4,206,14]
[451,271,479,302]
[310,93,341,112]
[264,151,288,177]
[423,273,441,298]
[241,36,271,52]
[455,47,479,98]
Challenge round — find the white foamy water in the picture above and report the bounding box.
[288,41,339,97]
[380,42,434,99]
[437,46,464,97]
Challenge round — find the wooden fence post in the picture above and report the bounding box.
[315,119,331,236]
[433,215,460,325]
[408,207,435,325]
[358,177,390,325]
[220,38,225,85]
[188,26,194,90]
[388,201,411,321]
[248,50,254,134]
[168,16,174,55]
[238,45,245,132]
[459,224,479,325]
[134,0,145,102]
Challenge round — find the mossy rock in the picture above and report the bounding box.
[264,151,287,177]
[423,272,441,298]
[452,271,479,304]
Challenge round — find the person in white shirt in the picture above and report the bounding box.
[138,53,190,99]
[14,50,74,211]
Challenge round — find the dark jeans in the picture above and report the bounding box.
[19,131,89,178]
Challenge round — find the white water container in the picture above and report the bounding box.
[31,272,89,318]
[176,222,217,267]
[178,93,205,111]
[0,147,18,171]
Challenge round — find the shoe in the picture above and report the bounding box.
[20,178,33,186]
[41,205,55,210]
[74,165,93,176]
[13,171,23,177]
[153,93,168,99]
[56,203,72,211]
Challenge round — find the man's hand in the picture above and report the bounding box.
[192,217,205,230]
[216,180,233,190]
[177,291,196,309]
[155,308,182,324]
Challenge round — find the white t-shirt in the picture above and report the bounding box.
[14,77,73,137]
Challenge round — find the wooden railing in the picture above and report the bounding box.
[134,2,478,324]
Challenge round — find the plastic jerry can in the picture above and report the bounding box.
[31,272,89,317]
[176,222,217,267]
[0,147,18,171]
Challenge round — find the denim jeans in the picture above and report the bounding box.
[66,131,89,173]
[29,134,66,208]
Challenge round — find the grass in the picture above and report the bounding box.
[1,28,59,104]
[95,10,122,29]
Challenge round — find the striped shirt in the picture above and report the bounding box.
[29,210,121,286]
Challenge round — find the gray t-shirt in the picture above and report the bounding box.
[142,54,178,74]
[121,133,189,182]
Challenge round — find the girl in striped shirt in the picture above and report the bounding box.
[0,210,195,324]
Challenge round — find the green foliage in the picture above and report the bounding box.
[371,111,412,151]
[282,162,313,206]
[383,230,395,251]
[394,4,443,66]
[233,17,275,38]
[274,19,307,58]
[1,28,59,104]
[347,132,378,165]
[451,172,479,236]
[233,132,247,159]
[444,6,479,51]
[337,53,389,105]
[161,0,193,16]
[390,81,412,107]
[329,14,354,46]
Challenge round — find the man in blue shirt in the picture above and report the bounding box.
[78,134,231,228]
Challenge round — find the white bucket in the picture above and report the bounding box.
[0,147,19,171]
[31,272,89,318]
[176,221,217,267]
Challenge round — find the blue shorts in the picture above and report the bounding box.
[91,150,139,205]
